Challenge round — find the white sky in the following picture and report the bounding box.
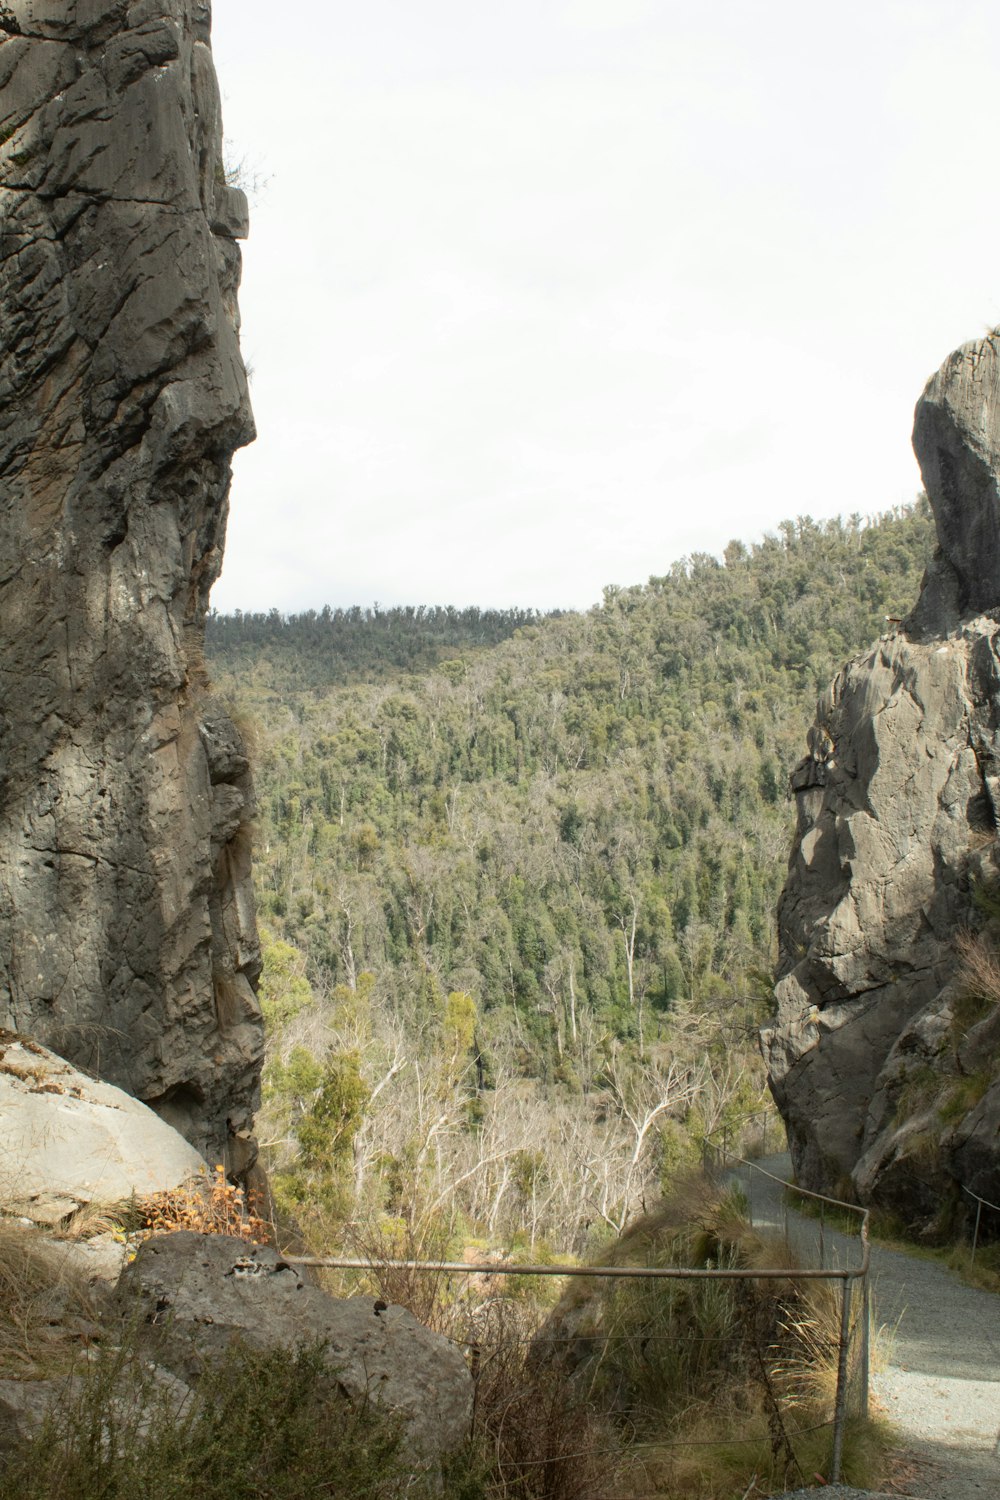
[208,0,1000,615]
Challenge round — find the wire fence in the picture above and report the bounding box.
[701,1124,871,1483]
[962,1182,1000,1262]
[283,1110,873,1484]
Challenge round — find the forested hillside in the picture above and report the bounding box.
[207,504,935,1250]
[205,604,553,688]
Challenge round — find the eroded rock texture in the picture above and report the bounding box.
[763,336,1000,1229]
[0,1,263,1169]
[117,1233,475,1458]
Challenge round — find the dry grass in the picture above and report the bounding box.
[470,1297,631,1500]
[333,1216,631,1498]
[342,1216,462,1333]
[955,929,1000,1011]
[1,1338,423,1500]
[1,1171,892,1500]
[0,1220,101,1379]
[533,1174,889,1499]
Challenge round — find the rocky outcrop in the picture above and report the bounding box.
[0,1030,205,1224]
[115,1231,474,1458]
[0,1230,473,1471]
[763,335,1000,1229]
[0,2,263,1168]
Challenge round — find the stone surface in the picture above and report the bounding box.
[763,335,1000,1227]
[0,1377,62,1454]
[31,1229,130,1282]
[0,1,263,1168]
[0,1030,206,1216]
[913,336,1000,616]
[115,1231,474,1458]
[0,1364,193,1459]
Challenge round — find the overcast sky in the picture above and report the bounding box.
[208,0,1000,615]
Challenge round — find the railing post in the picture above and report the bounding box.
[860,1273,870,1420]
[819,1203,825,1268]
[972,1197,983,1263]
[830,1276,853,1484]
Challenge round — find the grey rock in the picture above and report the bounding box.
[0,1031,207,1213]
[0,1377,61,1454]
[115,1231,474,1458]
[913,334,1000,615]
[31,1230,130,1283]
[0,1,263,1168]
[764,336,1000,1226]
[0,1363,193,1459]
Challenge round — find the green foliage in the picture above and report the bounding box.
[205,603,551,690]
[271,1049,370,1218]
[443,990,477,1061]
[297,1050,369,1168]
[210,503,933,1250]
[938,1070,992,1124]
[208,502,934,1094]
[258,929,314,1024]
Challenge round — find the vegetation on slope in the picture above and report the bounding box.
[205,604,553,689]
[0,1180,889,1500]
[206,503,934,1249]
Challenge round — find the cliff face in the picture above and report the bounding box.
[0,1,263,1169]
[763,337,1000,1228]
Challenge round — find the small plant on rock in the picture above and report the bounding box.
[136,1165,271,1244]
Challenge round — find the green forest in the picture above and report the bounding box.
[206,503,935,1253]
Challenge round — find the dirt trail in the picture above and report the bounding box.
[730,1152,1000,1500]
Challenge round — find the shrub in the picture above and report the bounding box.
[135,1165,271,1244]
[533,1174,887,1498]
[0,1339,425,1500]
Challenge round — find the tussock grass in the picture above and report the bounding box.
[954,929,1000,1015]
[537,1173,889,1499]
[944,1240,1000,1293]
[0,1340,423,1500]
[0,1220,100,1379]
[468,1298,630,1500]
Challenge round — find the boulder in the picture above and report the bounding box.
[115,1231,474,1458]
[763,334,1000,1226]
[0,0,263,1169]
[0,1365,193,1461]
[0,1378,62,1455]
[0,1031,206,1222]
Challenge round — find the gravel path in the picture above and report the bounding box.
[732,1153,1000,1500]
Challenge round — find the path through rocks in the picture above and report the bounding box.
[730,1153,1000,1500]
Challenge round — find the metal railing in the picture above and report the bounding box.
[284,1116,871,1484]
[701,1129,872,1482]
[962,1182,1000,1263]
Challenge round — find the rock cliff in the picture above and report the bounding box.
[763,335,1000,1230]
[0,1,263,1169]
